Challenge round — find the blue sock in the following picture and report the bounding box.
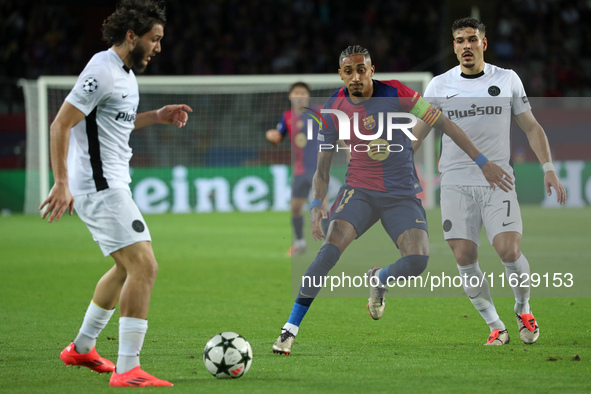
[284,243,341,332]
[379,255,429,285]
[292,216,304,240]
[287,302,309,327]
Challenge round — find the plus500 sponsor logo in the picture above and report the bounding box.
[115,111,137,122]
[447,105,503,120]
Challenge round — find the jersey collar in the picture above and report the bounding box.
[108,48,131,73]
[460,70,484,79]
[460,63,486,79]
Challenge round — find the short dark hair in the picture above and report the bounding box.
[102,0,167,46]
[289,82,310,94]
[339,45,371,66]
[451,17,486,36]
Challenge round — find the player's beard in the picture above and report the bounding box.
[131,43,148,74]
[350,84,363,97]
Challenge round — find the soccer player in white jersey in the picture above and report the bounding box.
[413,17,566,345]
[39,0,191,387]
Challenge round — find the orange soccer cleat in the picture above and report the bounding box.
[60,342,115,373]
[485,329,510,346]
[517,313,540,344]
[109,366,173,387]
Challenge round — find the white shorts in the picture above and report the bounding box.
[74,188,151,256]
[440,185,522,246]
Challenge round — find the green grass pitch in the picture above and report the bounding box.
[0,207,590,393]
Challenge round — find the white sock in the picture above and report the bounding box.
[503,253,531,315]
[294,239,306,248]
[457,262,505,331]
[282,322,299,336]
[117,317,148,374]
[74,301,115,354]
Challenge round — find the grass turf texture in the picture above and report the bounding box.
[0,207,590,393]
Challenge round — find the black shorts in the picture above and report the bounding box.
[329,185,428,248]
[292,173,314,199]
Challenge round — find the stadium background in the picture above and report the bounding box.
[1,2,590,392]
[1,0,590,214]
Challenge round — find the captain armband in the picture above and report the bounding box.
[409,96,441,127]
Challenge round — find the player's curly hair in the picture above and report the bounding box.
[102,0,166,46]
[339,45,371,66]
[452,17,486,35]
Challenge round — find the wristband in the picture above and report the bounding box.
[474,153,489,168]
[310,199,322,211]
[542,162,556,173]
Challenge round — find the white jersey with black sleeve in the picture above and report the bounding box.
[65,48,139,196]
[423,63,531,186]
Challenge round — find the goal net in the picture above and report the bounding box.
[19,73,435,214]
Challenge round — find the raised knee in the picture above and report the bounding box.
[493,233,521,262]
[499,249,521,263]
[131,253,158,282]
[452,249,478,266]
[145,257,158,280]
[455,254,476,266]
[112,264,128,282]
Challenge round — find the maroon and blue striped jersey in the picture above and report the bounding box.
[277,106,322,176]
[319,79,441,196]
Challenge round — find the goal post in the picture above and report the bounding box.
[19,72,435,214]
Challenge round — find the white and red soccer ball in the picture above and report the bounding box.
[203,332,253,379]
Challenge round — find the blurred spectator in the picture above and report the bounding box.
[494,0,591,97]
[0,1,439,79]
[1,0,590,114]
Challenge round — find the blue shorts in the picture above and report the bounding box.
[329,185,428,248]
[292,173,314,198]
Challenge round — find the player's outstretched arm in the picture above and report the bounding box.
[40,101,84,222]
[515,110,566,204]
[434,115,513,192]
[310,150,333,240]
[411,121,433,153]
[265,129,283,145]
[135,104,193,130]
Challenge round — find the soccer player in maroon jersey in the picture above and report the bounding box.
[272,45,512,355]
[266,82,329,256]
